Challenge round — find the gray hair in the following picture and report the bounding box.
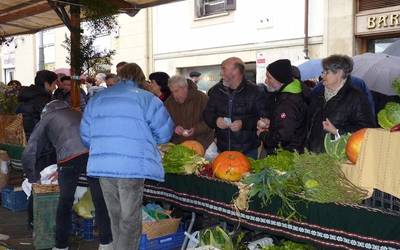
[168,75,188,88]
[95,73,107,81]
[322,54,353,79]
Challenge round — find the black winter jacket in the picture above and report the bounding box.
[259,80,307,154]
[306,78,376,153]
[204,79,267,153]
[17,85,52,140]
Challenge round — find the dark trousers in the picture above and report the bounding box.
[55,155,112,248]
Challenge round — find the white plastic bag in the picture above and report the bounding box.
[204,142,219,161]
[22,164,87,203]
[22,164,57,197]
[186,230,200,249]
[40,164,58,185]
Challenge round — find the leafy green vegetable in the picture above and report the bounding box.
[324,133,350,162]
[243,168,304,220]
[243,151,368,220]
[385,102,400,125]
[199,226,234,250]
[163,145,208,174]
[293,152,368,203]
[0,83,19,114]
[378,102,400,129]
[378,109,394,129]
[392,78,400,97]
[262,240,314,250]
[250,149,295,173]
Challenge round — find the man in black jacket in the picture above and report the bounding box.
[18,70,58,139]
[17,69,58,229]
[203,57,267,159]
[257,59,307,155]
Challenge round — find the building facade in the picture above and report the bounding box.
[355,0,400,53]
[0,10,151,86]
[152,0,325,90]
[2,0,399,88]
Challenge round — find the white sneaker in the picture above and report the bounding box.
[52,247,68,250]
[99,243,113,250]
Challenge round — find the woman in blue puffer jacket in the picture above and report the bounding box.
[80,63,174,250]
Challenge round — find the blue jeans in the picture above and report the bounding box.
[55,154,112,248]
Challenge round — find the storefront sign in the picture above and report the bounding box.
[356,7,400,35]
[367,14,399,29]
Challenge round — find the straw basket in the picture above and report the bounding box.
[0,114,26,146]
[142,213,181,240]
[32,184,60,194]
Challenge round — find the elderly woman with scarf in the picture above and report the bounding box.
[306,54,376,153]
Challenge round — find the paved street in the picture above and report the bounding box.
[0,207,97,250]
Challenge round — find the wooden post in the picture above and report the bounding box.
[69,4,81,111]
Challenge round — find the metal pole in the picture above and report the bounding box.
[181,212,196,250]
[304,0,309,59]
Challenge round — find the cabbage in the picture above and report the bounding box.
[324,133,350,162]
[162,145,207,174]
[200,226,233,250]
[386,102,400,125]
[378,102,400,130]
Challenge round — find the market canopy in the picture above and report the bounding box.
[0,0,181,37]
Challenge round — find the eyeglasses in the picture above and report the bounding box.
[321,69,334,76]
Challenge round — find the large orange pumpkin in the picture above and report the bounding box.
[346,128,367,164]
[212,151,251,182]
[180,140,205,156]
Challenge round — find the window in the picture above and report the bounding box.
[38,30,55,70]
[196,0,236,18]
[358,0,400,12]
[367,37,400,53]
[4,68,15,84]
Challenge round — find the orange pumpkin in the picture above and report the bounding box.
[346,128,367,164]
[212,151,251,182]
[180,140,205,156]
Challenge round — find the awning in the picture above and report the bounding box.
[0,0,181,37]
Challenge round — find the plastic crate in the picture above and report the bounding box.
[33,191,59,250]
[363,189,400,213]
[71,213,95,241]
[1,186,28,212]
[139,224,185,250]
[81,218,95,240]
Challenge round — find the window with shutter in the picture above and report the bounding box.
[358,0,400,12]
[195,0,236,18]
[225,0,236,11]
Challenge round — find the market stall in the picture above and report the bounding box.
[144,174,400,250]
[2,126,400,250]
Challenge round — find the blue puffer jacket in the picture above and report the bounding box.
[80,80,174,181]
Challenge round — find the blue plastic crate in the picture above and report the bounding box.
[1,186,28,212]
[81,218,95,240]
[139,224,185,250]
[71,213,95,241]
